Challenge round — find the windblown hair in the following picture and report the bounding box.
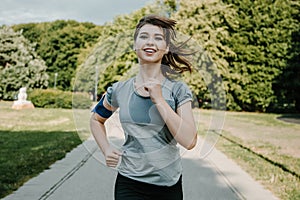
[134,14,193,76]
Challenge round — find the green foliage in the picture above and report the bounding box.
[222,0,299,112]
[171,0,237,110]
[75,0,232,110]
[9,0,300,112]
[74,3,164,95]
[274,5,300,112]
[72,92,93,109]
[0,26,49,100]
[13,20,103,91]
[28,89,92,109]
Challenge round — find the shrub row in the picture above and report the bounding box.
[28,89,92,109]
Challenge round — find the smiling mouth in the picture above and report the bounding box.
[143,48,157,53]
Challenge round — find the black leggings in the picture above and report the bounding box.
[114,173,183,200]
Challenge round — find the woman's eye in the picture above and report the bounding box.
[155,37,163,41]
[139,35,148,39]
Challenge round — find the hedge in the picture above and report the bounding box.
[28,89,92,109]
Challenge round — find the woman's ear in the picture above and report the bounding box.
[164,45,169,54]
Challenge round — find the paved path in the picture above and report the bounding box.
[3,139,279,200]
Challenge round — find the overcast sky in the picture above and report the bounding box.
[0,0,155,26]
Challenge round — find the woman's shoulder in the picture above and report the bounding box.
[105,78,134,105]
[108,77,134,91]
[165,78,193,106]
[165,78,190,91]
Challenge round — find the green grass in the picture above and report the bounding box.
[0,101,83,198]
[216,135,300,200]
[195,109,300,200]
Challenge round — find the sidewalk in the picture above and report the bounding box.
[3,115,279,200]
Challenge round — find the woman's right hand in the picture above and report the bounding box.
[104,145,122,168]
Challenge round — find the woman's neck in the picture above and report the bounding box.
[137,63,164,83]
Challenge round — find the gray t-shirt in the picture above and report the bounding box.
[105,77,192,186]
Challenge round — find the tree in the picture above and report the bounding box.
[275,20,300,112]
[0,26,48,100]
[223,0,299,112]
[74,4,163,95]
[13,20,103,91]
[75,0,234,110]
[10,0,298,112]
[171,0,237,110]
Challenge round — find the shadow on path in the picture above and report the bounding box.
[277,113,300,124]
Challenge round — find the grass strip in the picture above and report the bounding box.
[216,133,300,200]
[0,130,82,198]
[219,133,300,180]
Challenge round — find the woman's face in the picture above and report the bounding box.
[134,24,169,65]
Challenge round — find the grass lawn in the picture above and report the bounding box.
[195,109,300,200]
[0,101,83,198]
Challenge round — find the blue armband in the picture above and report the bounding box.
[92,96,113,118]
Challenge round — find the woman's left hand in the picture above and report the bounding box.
[143,78,164,104]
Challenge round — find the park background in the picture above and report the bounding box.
[0,0,299,199]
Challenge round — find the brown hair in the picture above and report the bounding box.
[134,14,193,76]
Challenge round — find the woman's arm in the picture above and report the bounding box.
[155,100,197,150]
[90,97,122,167]
[145,79,197,150]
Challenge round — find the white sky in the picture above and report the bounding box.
[0,0,155,26]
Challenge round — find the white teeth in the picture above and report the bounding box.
[144,49,155,53]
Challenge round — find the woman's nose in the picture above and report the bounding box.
[146,37,155,45]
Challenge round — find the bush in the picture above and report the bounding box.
[72,92,93,109]
[28,89,92,109]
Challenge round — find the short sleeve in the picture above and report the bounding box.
[173,81,193,108]
[105,82,119,108]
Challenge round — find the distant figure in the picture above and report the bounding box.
[18,87,27,101]
[12,87,34,110]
